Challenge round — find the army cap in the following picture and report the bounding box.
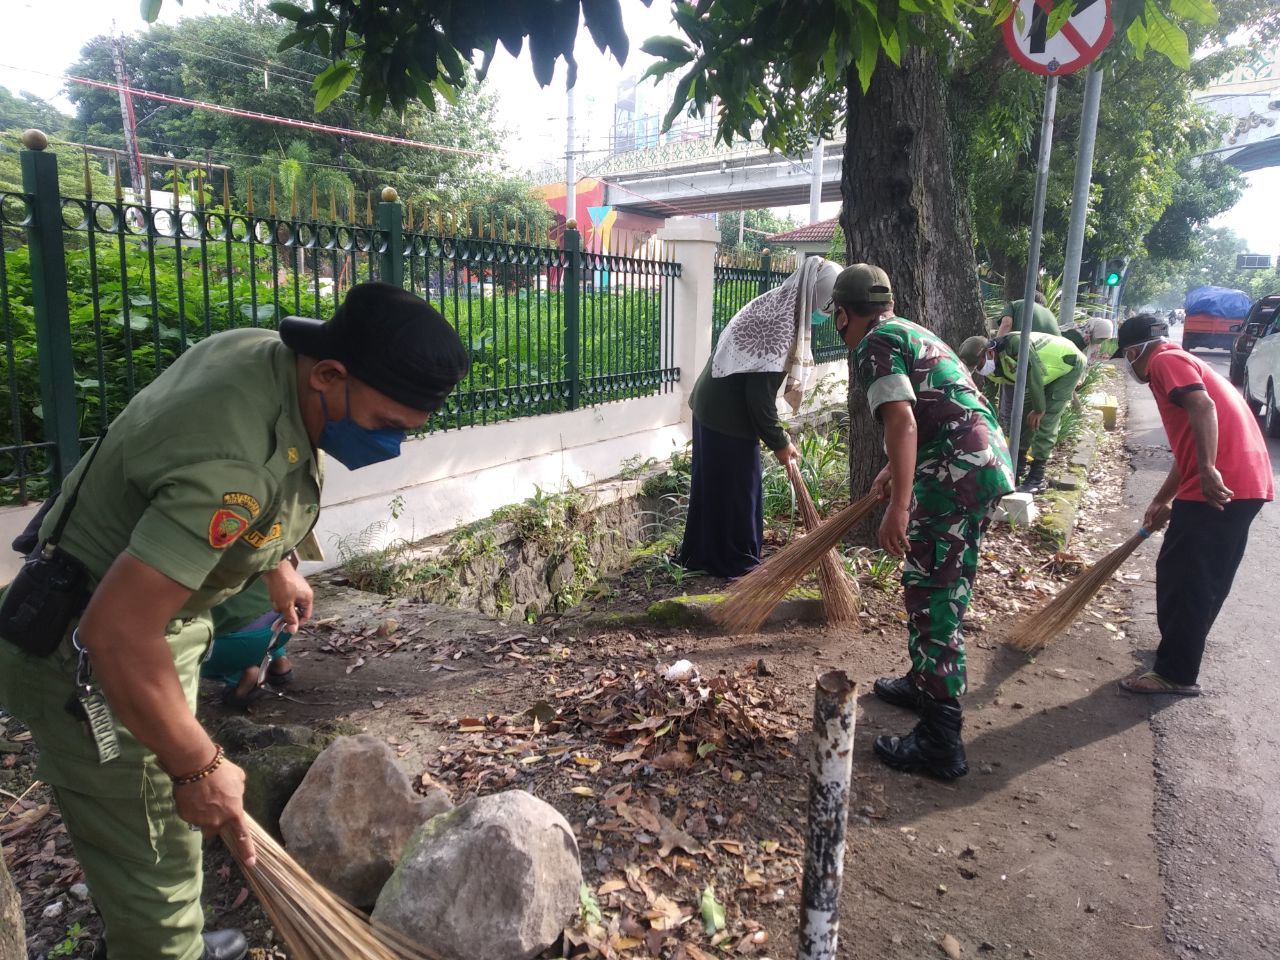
[280,282,470,412]
[958,335,992,370]
[830,263,893,307]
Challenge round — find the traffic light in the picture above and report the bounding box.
[1104,258,1125,287]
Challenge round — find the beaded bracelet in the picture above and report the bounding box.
[171,745,225,786]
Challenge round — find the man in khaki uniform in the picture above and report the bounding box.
[0,282,468,959]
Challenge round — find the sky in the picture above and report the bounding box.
[0,0,1270,246]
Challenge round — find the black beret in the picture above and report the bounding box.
[280,282,469,411]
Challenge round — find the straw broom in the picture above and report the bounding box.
[228,817,445,960]
[1006,527,1152,653]
[787,461,860,625]
[712,491,880,635]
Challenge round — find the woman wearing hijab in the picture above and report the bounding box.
[677,256,843,578]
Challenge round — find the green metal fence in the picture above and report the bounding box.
[0,142,680,505]
[712,252,847,364]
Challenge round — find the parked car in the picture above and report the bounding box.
[1241,293,1280,437]
[1230,293,1280,386]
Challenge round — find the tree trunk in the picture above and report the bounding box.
[0,846,23,960]
[840,48,988,542]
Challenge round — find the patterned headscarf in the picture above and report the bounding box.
[711,256,842,413]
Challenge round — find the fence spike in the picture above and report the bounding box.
[405,198,414,233]
[311,182,318,221]
[268,178,277,217]
[347,186,356,225]
[290,181,298,220]
[171,164,180,210]
[223,169,231,211]
[143,157,152,208]
[365,190,373,226]
[194,165,204,210]
[436,211,444,236]
[247,172,255,216]
[329,187,337,222]
[114,156,124,201]
[82,148,93,199]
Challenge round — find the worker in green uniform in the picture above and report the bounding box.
[832,264,1014,780]
[0,282,468,960]
[996,291,1060,338]
[204,578,295,708]
[958,331,1086,494]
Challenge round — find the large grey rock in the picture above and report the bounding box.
[240,743,322,838]
[372,790,582,960]
[279,735,451,907]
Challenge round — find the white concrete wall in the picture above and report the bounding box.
[0,218,852,585]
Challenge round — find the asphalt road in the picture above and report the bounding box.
[1123,334,1280,959]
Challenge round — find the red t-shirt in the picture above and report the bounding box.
[1146,343,1274,502]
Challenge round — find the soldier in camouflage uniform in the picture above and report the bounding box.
[830,264,1014,780]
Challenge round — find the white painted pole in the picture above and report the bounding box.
[1008,75,1059,466]
[808,137,824,225]
[797,671,857,960]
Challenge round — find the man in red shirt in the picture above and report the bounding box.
[1114,315,1273,695]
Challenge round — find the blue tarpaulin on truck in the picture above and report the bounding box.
[1185,286,1252,318]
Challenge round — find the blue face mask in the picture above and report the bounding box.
[318,384,406,470]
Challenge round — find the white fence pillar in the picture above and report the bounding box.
[658,217,720,423]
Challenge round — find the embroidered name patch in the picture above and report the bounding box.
[222,492,261,518]
[244,522,283,549]
[209,509,249,549]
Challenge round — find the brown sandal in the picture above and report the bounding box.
[1119,671,1201,697]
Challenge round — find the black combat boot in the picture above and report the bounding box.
[873,696,968,780]
[1016,457,1047,494]
[873,673,926,713]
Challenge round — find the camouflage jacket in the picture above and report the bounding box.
[855,317,1015,508]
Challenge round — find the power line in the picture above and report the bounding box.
[0,64,500,160]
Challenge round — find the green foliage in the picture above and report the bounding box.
[47,923,86,959]
[256,0,644,116]
[718,209,797,254]
[1126,227,1280,307]
[71,9,546,221]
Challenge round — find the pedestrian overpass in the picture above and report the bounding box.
[534,44,1279,219]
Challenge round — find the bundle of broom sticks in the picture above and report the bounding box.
[712,489,880,635]
[787,460,860,625]
[228,817,444,960]
[1006,526,1151,653]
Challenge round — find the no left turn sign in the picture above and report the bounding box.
[1003,0,1114,76]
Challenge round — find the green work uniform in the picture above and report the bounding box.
[0,329,322,960]
[1002,299,1061,336]
[987,332,1086,461]
[856,318,1014,700]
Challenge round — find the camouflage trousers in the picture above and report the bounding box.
[901,484,995,700]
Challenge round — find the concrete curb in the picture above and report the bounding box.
[1033,406,1105,548]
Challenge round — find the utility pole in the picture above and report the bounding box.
[738,211,745,246]
[1059,64,1104,333]
[808,137,824,225]
[565,83,577,226]
[110,34,145,198]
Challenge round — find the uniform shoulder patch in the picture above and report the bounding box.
[209,509,249,549]
[244,522,283,549]
[222,492,261,518]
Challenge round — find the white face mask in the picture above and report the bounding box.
[977,356,996,377]
[1123,339,1164,384]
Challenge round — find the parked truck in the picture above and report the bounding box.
[1182,286,1252,351]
